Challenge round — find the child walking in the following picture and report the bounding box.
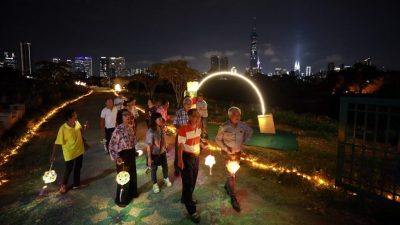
[146,112,172,193]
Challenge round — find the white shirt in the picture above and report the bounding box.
[100,107,117,129]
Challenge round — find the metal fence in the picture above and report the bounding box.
[336,97,400,204]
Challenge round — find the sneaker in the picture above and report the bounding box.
[116,203,127,208]
[164,178,172,187]
[231,197,241,212]
[153,183,160,193]
[190,212,201,223]
[59,184,67,194]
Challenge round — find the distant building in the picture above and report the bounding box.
[131,67,150,75]
[20,42,32,76]
[220,56,228,71]
[99,57,110,77]
[74,56,93,78]
[109,57,125,77]
[306,66,311,76]
[210,55,220,72]
[361,57,372,66]
[327,62,335,72]
[2,52,17,69]
[52,58,61,63]
[208,55,229,72]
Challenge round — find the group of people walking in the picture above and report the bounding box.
[51,92,252,224]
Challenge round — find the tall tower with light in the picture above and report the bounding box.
[249,17,261,75]
[294,60,300,75]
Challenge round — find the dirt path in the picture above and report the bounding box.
[0,90,375,225]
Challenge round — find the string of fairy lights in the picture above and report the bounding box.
[0,90,94,186]
[165,125,335,188]
[167,125,400,202]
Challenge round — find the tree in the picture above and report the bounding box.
[35,61,72,84]
[133,73,160,97]
[150,60,200,106]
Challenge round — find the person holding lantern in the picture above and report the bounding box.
[215,106,253,212]
[146,112,172,193]
[51,109,87,194]
[177,108,203,223]
[109,109,139,207]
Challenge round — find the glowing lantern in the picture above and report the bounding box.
[187,81,199,92]
[226,161,240,174]
[258,114,276,134]
[137,150,143,157]
[42,169,57,184]
[116,171,130,185]
[114,84,122,92]
[205,155,216,175]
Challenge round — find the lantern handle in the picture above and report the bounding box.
[49,161,54,171]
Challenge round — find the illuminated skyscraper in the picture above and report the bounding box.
[109,57,125,77]
[294,61,300,75]
[20,42,32,76]
[74,56,93,78]
[306,66,311,76]
[210,55,220,72]
[209,55,229,72]
[52,58,61,63]
[249,17,261,75]
[99,57,110,77]
[3,52,17,69]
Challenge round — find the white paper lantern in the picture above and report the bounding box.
[137,150,143,156]
[42,170,57,184]
[226,161,240,174]
[205,155,216,175]
[116,171,130,185]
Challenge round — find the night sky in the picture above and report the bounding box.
[1,0,399,74]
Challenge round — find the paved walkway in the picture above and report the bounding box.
[0,90,373,225]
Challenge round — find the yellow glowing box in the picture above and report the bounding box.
[187,81,199,92]
[258,113,276,134]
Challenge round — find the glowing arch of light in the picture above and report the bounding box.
[197,71,266,115]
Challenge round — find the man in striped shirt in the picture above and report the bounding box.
[177,108,202,223]
[173,97,192,176]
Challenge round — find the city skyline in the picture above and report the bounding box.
[1,0,399,74]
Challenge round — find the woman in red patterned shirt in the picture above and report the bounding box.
[109,109,138,207]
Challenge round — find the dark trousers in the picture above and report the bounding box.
[115,149,138,205]
[105,128,115,152]
[201,117,208,137]
[151,152,169,183]
[174,134,179,174]
[224,152,241,199]
[181,152,199,215]
[62,154,83,187]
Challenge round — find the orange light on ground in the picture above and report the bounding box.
[0,90,93,186]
